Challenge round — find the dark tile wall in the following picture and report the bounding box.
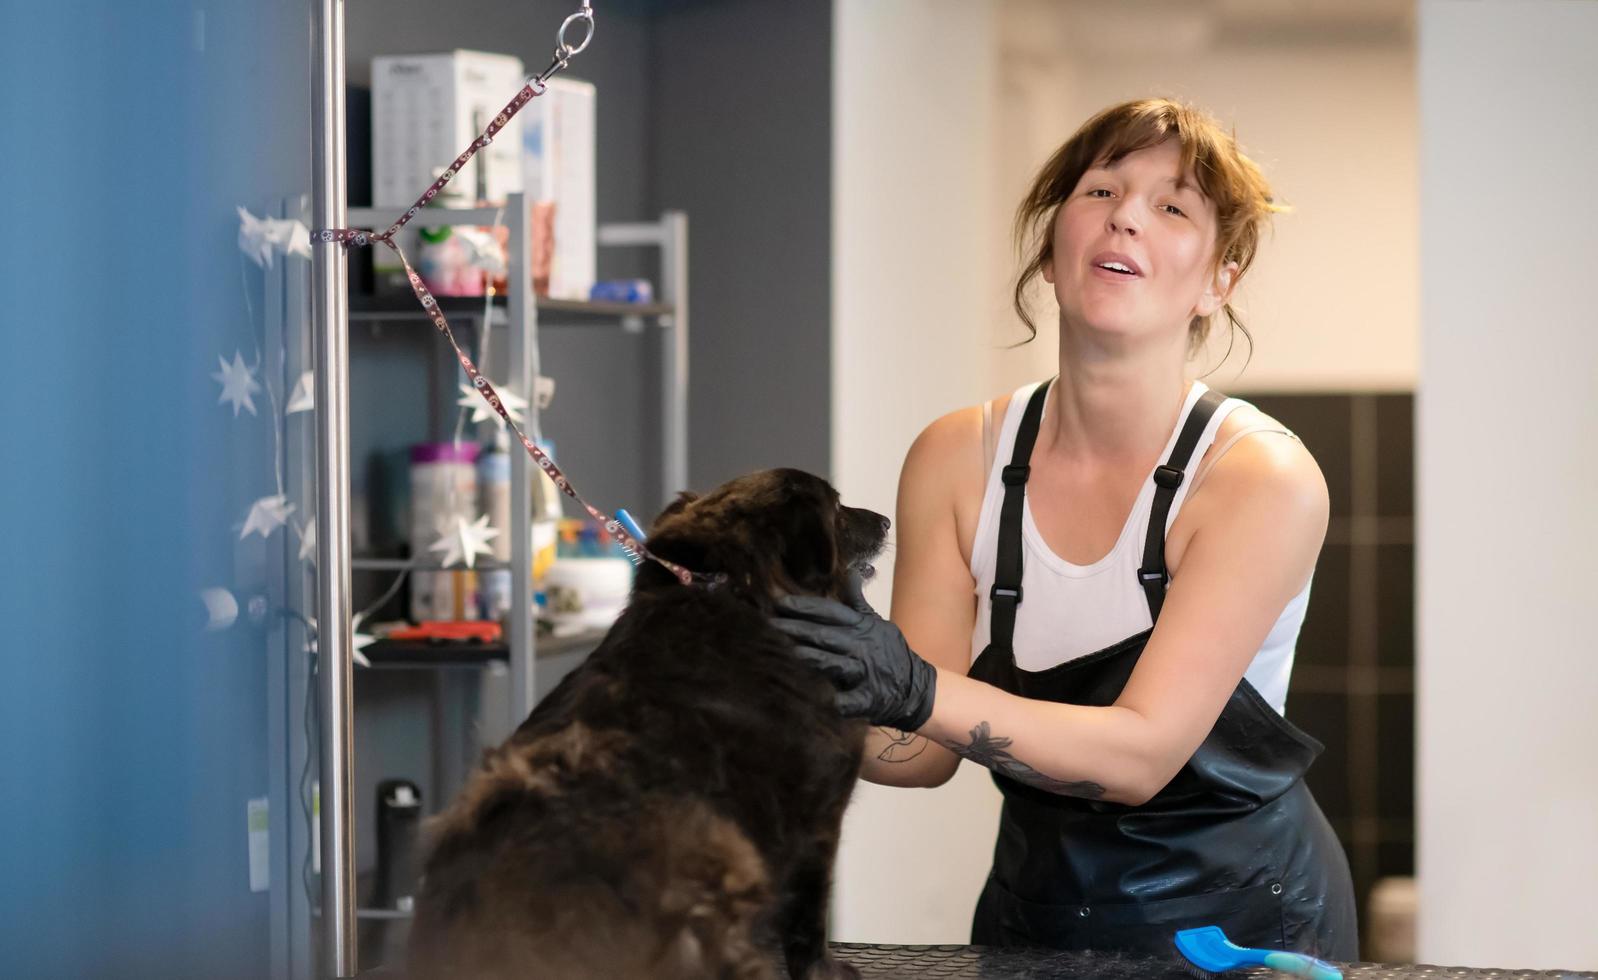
[1244,392,1415,960]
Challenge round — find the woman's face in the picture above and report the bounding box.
[1044,137,1236,344]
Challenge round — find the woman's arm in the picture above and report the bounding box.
[855,408,984,788]
[916,434,1330,805]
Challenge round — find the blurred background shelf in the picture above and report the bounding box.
[347,290,674,325]
[352,557,511,572]
[359,628,608,671]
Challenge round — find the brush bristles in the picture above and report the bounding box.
[1179,958,1226,980]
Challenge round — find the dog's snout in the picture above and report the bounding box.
[846,507,888,536]
[862,511,889,545]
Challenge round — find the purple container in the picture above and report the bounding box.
[410,442,481,465]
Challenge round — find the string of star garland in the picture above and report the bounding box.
[199,206,531,662]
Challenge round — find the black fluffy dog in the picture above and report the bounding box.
[406,469,886,980]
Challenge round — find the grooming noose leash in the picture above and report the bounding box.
[313,1,715,588]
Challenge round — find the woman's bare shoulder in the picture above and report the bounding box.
[1188,402,1328,526]
[1192,401,1311,483]
[900,394,1015,566]
[1217,401,1292,439]
[903,403,984,491]
[1169,402,1327,582]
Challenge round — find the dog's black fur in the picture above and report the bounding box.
[406,469,887,980]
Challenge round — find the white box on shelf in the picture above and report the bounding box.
[521,76,596,301]
[371,50,526,206]
[370,50,526,286]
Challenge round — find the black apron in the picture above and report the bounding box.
[967,380,1358,959]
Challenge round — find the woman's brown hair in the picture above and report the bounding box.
[1012,97,1288,367]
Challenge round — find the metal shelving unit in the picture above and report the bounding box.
[285,195,689,952]
[343,194,688,724]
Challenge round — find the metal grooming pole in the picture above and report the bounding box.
[309,0,356,975]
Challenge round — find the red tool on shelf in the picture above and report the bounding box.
[384,621,504,644]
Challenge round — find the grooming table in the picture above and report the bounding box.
[826,943,1598,979]
[355,945,1597,977]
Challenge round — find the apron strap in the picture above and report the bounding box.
[1138,388,1229,623]
[989,379,1052,654]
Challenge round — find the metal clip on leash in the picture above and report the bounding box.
[532,1,595,92]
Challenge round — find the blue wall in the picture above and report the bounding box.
[0,3,309,976]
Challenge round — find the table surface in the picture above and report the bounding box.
[355,944,1597,978]
[826,943,1598,980]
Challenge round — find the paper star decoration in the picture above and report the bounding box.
[306,614,375,668]
[457,383,527,429]
[236,206,312,269]
[199,587,239,631]
[350,611,376,666]
[286,371,314,414]
[240,494,295,540]
[298,517,316,563]
[237,208,275,267]
[213,351,262,417]
[430,513,500,569]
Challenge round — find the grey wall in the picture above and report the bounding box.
[651,0,834,490]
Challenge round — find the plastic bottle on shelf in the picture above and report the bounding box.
[555,518,583,559]
[477,434,512,622]
[408,441,481,622]
[470,111,511,297]
[544,517,636,637]
[530,439,563,587]
[415,170,485,297]
[469,435,564,623]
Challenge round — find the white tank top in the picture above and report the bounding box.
[967,379,1310,715]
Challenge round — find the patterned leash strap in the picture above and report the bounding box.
[311,5,711,588]
[313,81,537,251]
[401,243,706,587]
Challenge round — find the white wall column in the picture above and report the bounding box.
[831,0,1005,942]
[1417,0,1598,969]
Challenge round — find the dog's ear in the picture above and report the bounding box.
[651,490,699,531]
[772,492,839,598]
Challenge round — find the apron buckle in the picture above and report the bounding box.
[990,584,1023,604]
[1001,464,1031,486]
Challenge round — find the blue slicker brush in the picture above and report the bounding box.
[1174,926,1342,980]
[614,508,648,543]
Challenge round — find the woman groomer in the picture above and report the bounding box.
[772,98,1358,957]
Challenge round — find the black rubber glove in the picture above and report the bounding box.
[770,570,937,732]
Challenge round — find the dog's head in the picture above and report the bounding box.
[636,468,889,606]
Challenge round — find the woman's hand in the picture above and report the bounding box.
[770,571,938,731]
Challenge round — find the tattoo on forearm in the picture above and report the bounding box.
[937,721,1106,799]
[874,727,929,764]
